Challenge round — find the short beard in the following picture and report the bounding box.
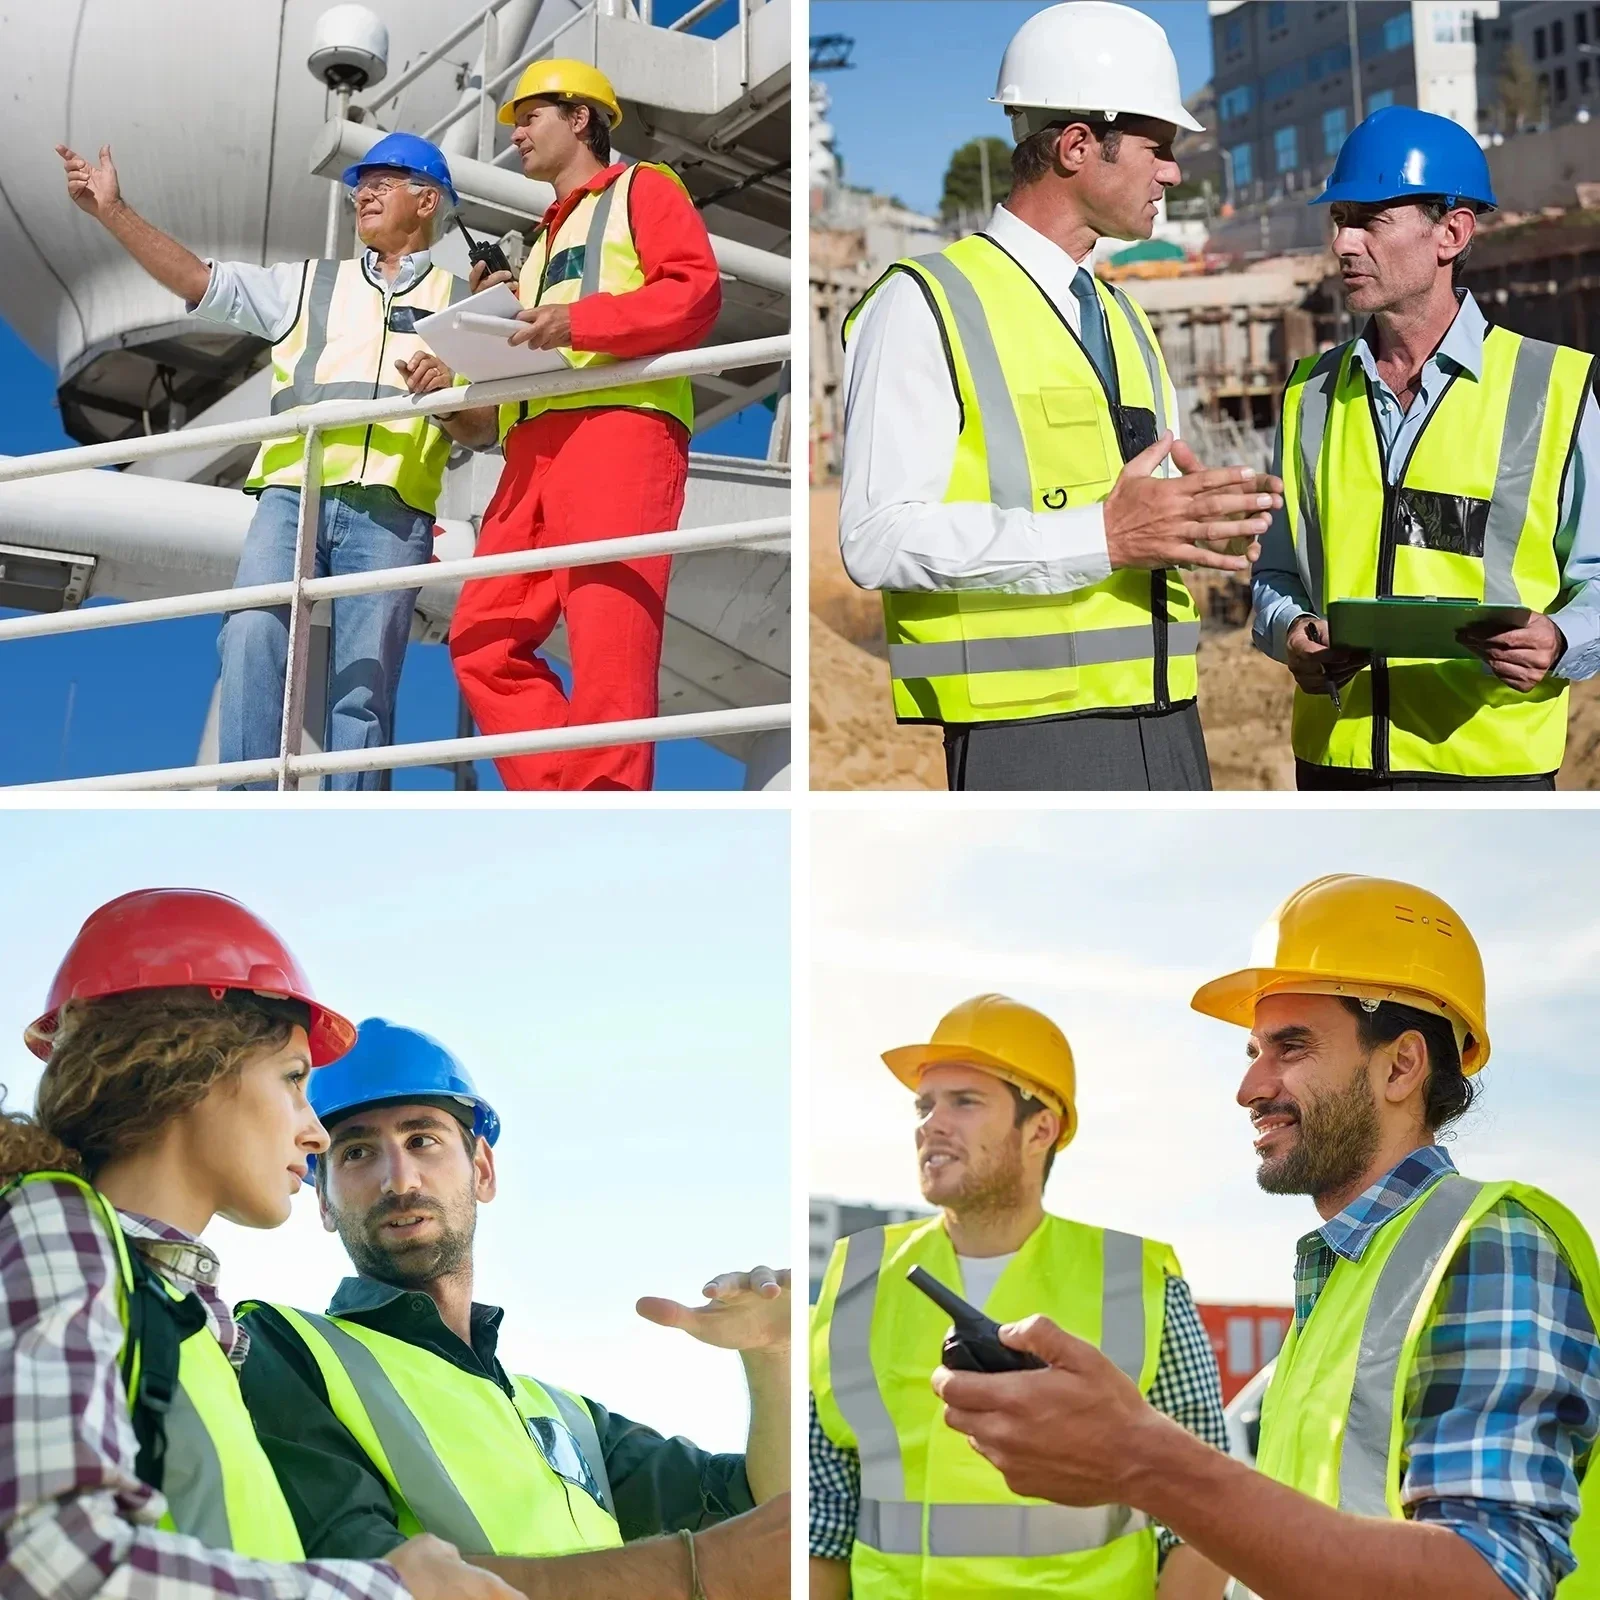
[335,1194,476,1290]
[926,1132,1031,1219]
[1256,1063,1382,1205]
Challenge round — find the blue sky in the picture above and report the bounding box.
[1,807,789,1446]
[812,807,1600,1306]
[813,0,1214,216]
[0,0,773,790]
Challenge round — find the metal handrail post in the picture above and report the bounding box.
[276,432,324,792]
[740,0,750,89]
[477,8,500,163]
[667,0,725,30]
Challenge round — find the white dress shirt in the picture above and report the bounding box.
[190,250,436,342]
[838,204,1177,596]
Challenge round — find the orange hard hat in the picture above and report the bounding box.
[26,888,356,1067]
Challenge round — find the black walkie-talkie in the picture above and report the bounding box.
[457,217,512,281]
[907,1266,1047,1372]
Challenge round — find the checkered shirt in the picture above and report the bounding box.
[0,1175,408,1600]
[809,1270,1229,1564]
[1292,1144,1600,1600]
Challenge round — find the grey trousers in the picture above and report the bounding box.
[942,702,1212,791]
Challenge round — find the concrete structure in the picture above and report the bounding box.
[810,1196,933,1301]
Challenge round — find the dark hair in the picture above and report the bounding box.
[1012,119,1123,188]
[315,1108,477,1196]
[558,99,612,162]
[1338,997,1477,1135]
[1418,198,1476,278]
[1005,1081,1060,1186]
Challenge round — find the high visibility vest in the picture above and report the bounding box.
[811,1213,1179,1600]
[242,1303,622,1557]
[247,256,467,516]
[841,234,1199,726]
[1280,328,1596,778]
[497,162,696,445]
[1256,1172,1600,1597]
[1,1172,304,1560]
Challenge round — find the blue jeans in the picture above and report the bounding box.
[218,485,434,791]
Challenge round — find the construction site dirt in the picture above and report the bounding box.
[810,486,1600,791]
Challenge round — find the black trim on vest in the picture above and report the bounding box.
[855,263,965,436]
[1556,354,1598,577]
[123,1251,208,1493]
[270,260,314,349]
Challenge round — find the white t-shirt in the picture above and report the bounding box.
[956,1250,1017,1314]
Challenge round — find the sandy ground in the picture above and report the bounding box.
[809,485,1600,791]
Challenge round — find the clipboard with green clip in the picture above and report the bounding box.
[1327,598,1533,660]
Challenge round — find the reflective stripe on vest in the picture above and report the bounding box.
[246,257,467,516]
[1254,1171,1600,1594]
[1,1172,304,1561]
[843,235,1199,727]
[497,162,695,443]
[259,1304,621,1556]
[1282,325,1594,777]
[813,1214,1172,1596]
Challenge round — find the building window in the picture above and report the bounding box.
[1323,105,1348,154]
[1535,25,1547,59]
[1368,88,1397,112]
[1220,84,1255,119]
[1231,140,1254,186]
[1223,15,1244,54]
[1581,57,1593,93]
[1579,12,1590,46]
[1266,0,1288,32]
[1383,11,1413,50]
[1274,124,1299,171]
[1556,65,1569,99]
[1554,18,1566,54]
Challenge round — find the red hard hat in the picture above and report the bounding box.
[25,888,357,1067]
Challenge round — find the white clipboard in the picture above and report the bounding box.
[414,284,573,383]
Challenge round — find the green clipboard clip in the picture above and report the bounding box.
[1326,597,1534,660]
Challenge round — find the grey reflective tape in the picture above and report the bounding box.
[296,1312,493,1552]
[913,252,1033,510]
[1107,285,1167,438]
[580,180,621,299]
[857,1497,923,1553]
[448,273,471,307]
[1338,1176,1484,1516]
[889,621,1180,682]
[1100,1230,1146,1383]
[160,1382,233,1549]
[272,379,407,414]
[545,1385,616,1518]
[829,1228,905,1501]
[1482,337,1558,603]
[1293,346,1343,613]
[274,259,341,413]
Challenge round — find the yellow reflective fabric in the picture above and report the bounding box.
[1281,329,1595,778]
[841,234,1198,725]
[496,162,695,444]
[1,1172,303,1561]
[1255,1174,1600,1595]
[258,1305,621,1557]
[249,257,466,516]
[812,1213,1177,1600]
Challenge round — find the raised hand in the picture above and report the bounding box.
[57,143,122,221]
[637,1265,791,1352]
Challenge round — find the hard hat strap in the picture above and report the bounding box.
[1009,106,1120,142]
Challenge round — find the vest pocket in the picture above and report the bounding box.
[1037,388,1111,496]
[1394,488,1489,559]
[953,592,1080,711]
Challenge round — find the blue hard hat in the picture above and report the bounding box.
[306,1018,500,1177]
[1311,105,1495,210]
[341,131,459,207]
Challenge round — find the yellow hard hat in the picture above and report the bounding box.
[1190,873,1490,1074]
[497,59,623,130]
[882,993,1078,1149]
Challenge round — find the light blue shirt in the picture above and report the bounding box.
[190,249,435,344]
[1252,291,1600,680]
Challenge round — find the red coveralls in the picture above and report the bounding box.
[449,163,722,790]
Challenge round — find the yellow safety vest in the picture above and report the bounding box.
[842,234,1199,725]
[1256,1172,1600,1597]
[1,1172,304,1560]
[241,1302,622,1557]
[497,162,696,445]
[1280,326,1596,778]
[811,1213,1179,1600]
[248,256,467,516]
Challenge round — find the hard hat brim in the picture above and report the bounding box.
[1310,180,1494,209]
[882,1042,1076,1148]
[496,94,624,130]
[339,161,459,208]
[990,97,1204,135]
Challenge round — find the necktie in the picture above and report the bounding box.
[1069,270,1114,392]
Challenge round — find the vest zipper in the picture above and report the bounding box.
[978,235,1171,707]
[1365,368,1460,780]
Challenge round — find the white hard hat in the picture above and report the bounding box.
[993,2,1204,139]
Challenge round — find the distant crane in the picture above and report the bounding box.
[809,34,854,72]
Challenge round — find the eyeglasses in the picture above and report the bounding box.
[526,1415,607,1510]
[347,175,415,205]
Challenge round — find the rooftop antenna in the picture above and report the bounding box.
[308,5,390,256]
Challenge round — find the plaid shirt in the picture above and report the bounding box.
[809,1270,1229,1564]
[0,1175,408,1600]
[1293,1145,1600,1600]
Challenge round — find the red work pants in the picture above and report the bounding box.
[450,408,688,790]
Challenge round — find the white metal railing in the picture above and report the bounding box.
[0,335,791,791]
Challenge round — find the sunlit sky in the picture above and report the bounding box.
[1,804,789,1448]
[811,805,1600,1306]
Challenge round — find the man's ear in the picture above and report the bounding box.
[474,1135,497,1204]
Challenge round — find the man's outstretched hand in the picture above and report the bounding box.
[637,1266,791,1352]
[58,143,122,222]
